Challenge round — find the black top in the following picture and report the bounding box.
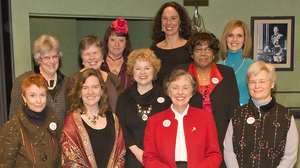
[83,111,115,168]
[23,105,47,127]
[116,82,170,168]
[151,45,193,86]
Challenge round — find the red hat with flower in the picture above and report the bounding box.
[111,18,128,34]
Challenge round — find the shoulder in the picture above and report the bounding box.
[148,108,171,122]
[117,89,130,100]
[216,64,235,76]
[1,116,21,134]
[68,71,81,80]
[217,60,225,65]
[188,106,212,117]
[244,58,256,65]
[15,70,35,82]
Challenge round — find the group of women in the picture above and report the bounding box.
[0,1,297,168]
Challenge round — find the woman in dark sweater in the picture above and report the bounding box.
[116,48,170,168]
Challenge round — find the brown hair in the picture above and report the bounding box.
[126,48,161,80]
[163,69,198,96]
[78,35,104,56]
[33,35,62,65]
[220,20,252,58]
[152,1,192,44]
[69,68,110,116]
[21,74,48,95]
[103,26,132,62]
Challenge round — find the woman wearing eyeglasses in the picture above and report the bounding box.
[223,61,298,168]
[9,35,68,123]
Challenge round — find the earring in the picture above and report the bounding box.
[24,101,27,106]
[161,28,164,32]
[179,27,182,31]
[79,95,81,98]
[191,55,194,59]
[213,56,215,59]
[101,91,104,96]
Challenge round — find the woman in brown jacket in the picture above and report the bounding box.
[0,74,62,167]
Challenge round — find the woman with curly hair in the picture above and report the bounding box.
[176,32,239,168]
[151,1,193,86]
[61,68,125,168]
[116,48,170,168]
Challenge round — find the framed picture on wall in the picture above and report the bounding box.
[251,16,295,71]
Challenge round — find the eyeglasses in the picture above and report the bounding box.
[248,80,270,86]
[40,55,59,62]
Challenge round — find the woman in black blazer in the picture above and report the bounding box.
[176,32,239,168]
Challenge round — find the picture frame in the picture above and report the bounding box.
[251,16,295,71]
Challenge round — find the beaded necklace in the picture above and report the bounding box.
[137,104,152,121]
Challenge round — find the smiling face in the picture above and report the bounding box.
[193,44,214,69]
[81,75,102,108]
[248,70,274,103]
[107,34,126,57]
[161,6,181,37]
[226,26,245,52]
[133,60,154,88]
[39,50,59,76]
[22,84,47,112]
[168,75,193,112]
[81,44,103,69]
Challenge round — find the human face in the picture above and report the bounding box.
[22,85,47,112]
[226,26,245,52]
[248,70,274,103]
[107,34,126,57]
[39,50,59,76]
[81,76,102,108]
[161,6,181,37]
[133,60,154,88]
[273,27,279,34]
[81,44,103,69]
[168,75,193,112]
[193,44,214,69]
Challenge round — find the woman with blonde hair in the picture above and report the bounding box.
[218,20,256,106]
[116,48,170,168]
[9,34,68,123]
[224,61,298,168]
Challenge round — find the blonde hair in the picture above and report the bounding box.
[126,48,161,80]
[246,61,276,84]
[33,35,62,65]
[220,20,252,59]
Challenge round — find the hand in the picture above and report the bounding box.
[129,145,144,163]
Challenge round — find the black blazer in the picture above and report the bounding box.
[175,63,240,154]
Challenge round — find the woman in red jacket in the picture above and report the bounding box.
[143,70,222,168]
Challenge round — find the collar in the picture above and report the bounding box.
[188,62,223,93]
[34,65,64,86]
[17,104,60,145]
[226,50,244,61]
[171,104,189,119]
[248,96,276,117]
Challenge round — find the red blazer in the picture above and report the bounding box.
[143,106,222,168]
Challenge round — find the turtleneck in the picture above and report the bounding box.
[226,50,243,61]
[23,105,47,127]
[251,97,272,110]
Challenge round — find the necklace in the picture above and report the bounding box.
[85,113,99,125]
[197,74,208,81]
[47,73,57,90]
[107,54,123,62]
[108,58,123,75]
[224,58,246,74]
[137,104,152,121]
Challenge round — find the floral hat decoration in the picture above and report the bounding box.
[111,18,128,34]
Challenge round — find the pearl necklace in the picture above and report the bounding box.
[224,58,246,74]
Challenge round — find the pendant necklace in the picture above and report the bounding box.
[137,104,152,121]
[224,58,246,74]
[47,73,57,90]
[85,112,100,125]
[108,58,123,75]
